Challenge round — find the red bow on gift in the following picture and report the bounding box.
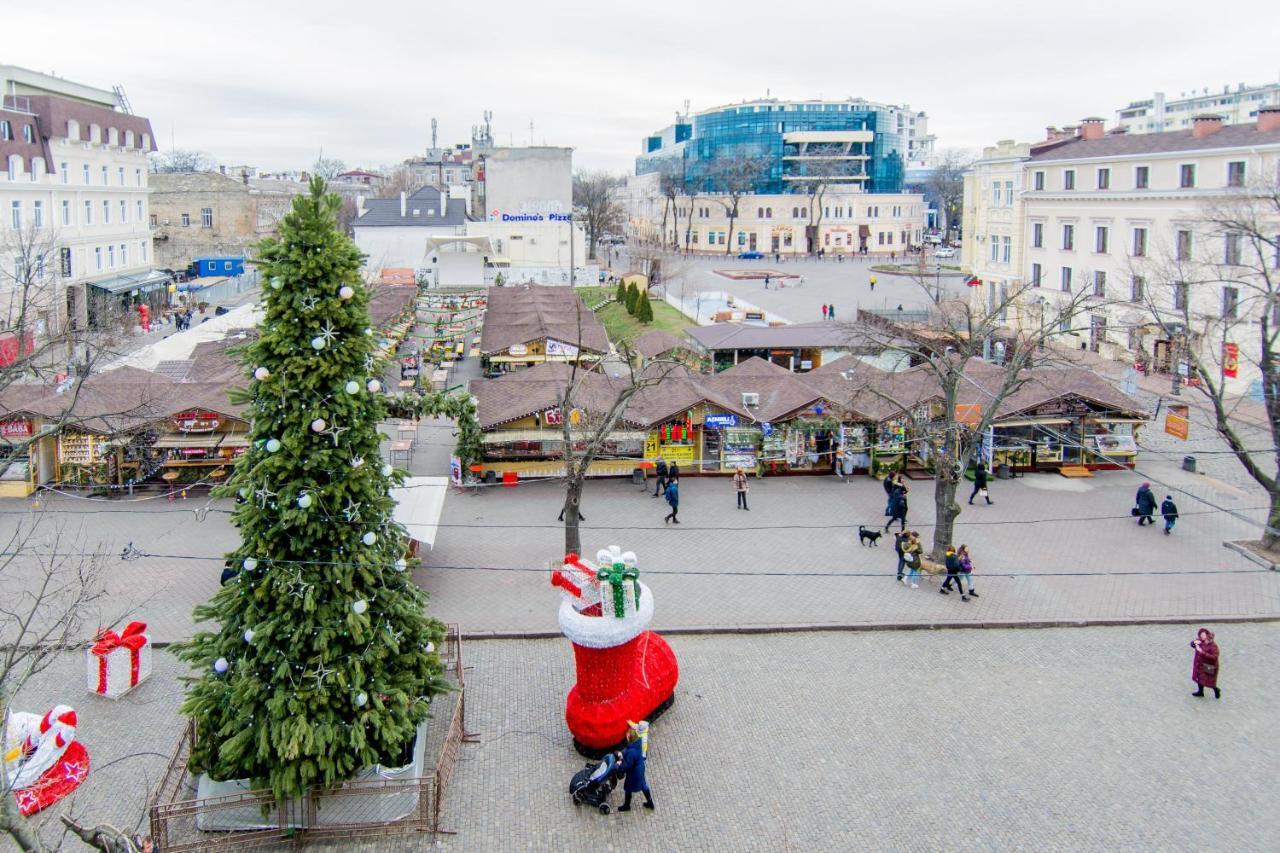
[91,622,148,694]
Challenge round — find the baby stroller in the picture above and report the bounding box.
[569,752,622,814]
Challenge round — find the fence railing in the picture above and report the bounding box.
[148,624,472,849]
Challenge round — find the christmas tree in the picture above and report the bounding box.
[175,179,448,800]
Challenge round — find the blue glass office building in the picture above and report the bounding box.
[637,100,909,195]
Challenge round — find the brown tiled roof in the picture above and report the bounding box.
[368,284,416,328]
[688,321,852,351]
[479,285,609,356]
[632,330,695,359]
[1031,122,1280,161]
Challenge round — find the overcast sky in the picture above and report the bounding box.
[9,1,1280,174]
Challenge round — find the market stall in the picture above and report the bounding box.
[0,417,54,497]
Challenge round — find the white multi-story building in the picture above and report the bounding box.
[1115,81,1280,134]
[1,65,160,333]
[963,111,1280,393]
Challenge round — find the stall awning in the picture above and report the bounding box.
[151,433,250,448]
[1088,417,1148,424]
[483,430,647,444]
[390,476,448,551]
[993,418,1072,428]
[86,270,172,295]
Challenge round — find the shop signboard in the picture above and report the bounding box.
[954,404,982,426]
[0,419,34,438]
[508,344,528,356]
[722,452,757,470]
[546,339,579,357]
[449,455,462,486]
[1164,404,1189,440]
[1222,343,1239,379]
[171,411,220,433]
[704,414,738,429]
[1094,434,1138,455]
[544,407,563,425]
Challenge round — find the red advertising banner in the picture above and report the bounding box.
[1222,343,1239,379]
[0,419,34,438]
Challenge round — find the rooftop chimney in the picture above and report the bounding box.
[1192,114,1224,138]
[1045,126,1060,141]
[1079,117,1106,141]
[1258,105,1280,133]
[400,191,407,218]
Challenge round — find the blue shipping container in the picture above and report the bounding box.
[194,257,245,277]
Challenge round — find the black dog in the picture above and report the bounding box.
[858,526,882,547]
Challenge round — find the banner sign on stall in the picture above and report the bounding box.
[546,339,580,357]
[704,414,739,428]
[449,455,462,486]
[0,419,34,438]
[1222,342,1239,379]
[1164,404,1189,440]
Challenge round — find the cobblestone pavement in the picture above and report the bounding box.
[422,623,1279,852]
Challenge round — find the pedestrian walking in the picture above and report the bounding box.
[764,274,770,290]
[957,544,978,597]
[667,461,680,484]
[869,276,876,292]
[882,471,899,498]
[828,303,835,320]
[968,463,992,505]
[893,530,908,581]
[940,546,969,601]
[1190,628,1221,699]
[617,723,655,811]
[821,304,828,320]
[652,458,668,498]
[1161,495,1179,535]
[733,467,750,510]
[1134,481,1157,526]
[663,479,680,524]
[884,481,909,532]
[901,531,923,588]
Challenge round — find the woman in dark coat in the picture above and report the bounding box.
[884,483,908,532]
[1190,628,1221,699]
[663,480,680,524]
[617,727,654,811]
[1135,482,1157,526]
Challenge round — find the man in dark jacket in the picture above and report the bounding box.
[894,531,908,582]
[969,463,992,505]
[1135,482,1157,526]
[1161,495,1179,535]
[653,458,668,497]
[940,547,970,601]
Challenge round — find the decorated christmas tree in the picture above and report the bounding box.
[175,179,448,800]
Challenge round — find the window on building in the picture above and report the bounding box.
[1031,262,1043,287]
[1062,224,1075,250]
[1172,281,1188,311]
[1059,316,1072,334]
[1033,171,1045,191]
[1131,275,1145,303]
[1002,236,1011,263]
[1095,226,1109,253]
[1222,286,1239,319]
[1176,229,1192,261]
[95,247,102,271]
[800,207,807,219]
[84,200,92,224]
[757,207,763,218]
[990,240,999,262]
[119,199,127,223]
[83,164,90,184]
[1134,166,1150,189]
[0,120,10,140]
[1093,270,1107,297]
[107,245,114,267]
[101,165,108,186]
[135,168,143,187]
[792,207,799,218]
[1061,267,1073,292]
[1064,170,1075,190]
[10,200,20,230]
[1180,163,1196,188]
[1004,181,1014,205]
[60,162,68,184]
[118,166,125,186]
[103,200,110,224]
[1097,168,1110,189]
[32,200,42,228]
[1227,161,1246,187]
[141,240,148,262]
[150,213,157,227]
[136,200,143,222]
[765,207,772,219]
[22,124,33,143]
[61,200,70,226]
[121,243,128,266]
[1224,232,1242,265]
[181,213,191,227]
[1132,227,1147,257]
[1032,222,1043,248]
[201,207,213,228]
[991,183,1001,205]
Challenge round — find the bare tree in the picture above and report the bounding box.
[926,148,977,237]
[572,171,624,261]
[657,161,682,251]
[148,149,215,174]
[792,158,853,255]
[1135,181,1280,551]
[846,274,1103,557]
[707,150,770,255]
[311,157,346,180]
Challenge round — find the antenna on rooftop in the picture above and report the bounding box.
[431,117,438,150]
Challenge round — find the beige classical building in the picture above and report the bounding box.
[963,111,1280,393]
[621,172,926,256]
[148,171,298,270]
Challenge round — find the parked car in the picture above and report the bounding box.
[737,250,765,260]
[934,247,957,259]
[922,234,943,246]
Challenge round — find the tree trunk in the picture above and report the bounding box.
[1264,491,1280,552]
[725,212,736,255]
[931,473,961,559]
[562,473,584,556]
[0,794,42,852]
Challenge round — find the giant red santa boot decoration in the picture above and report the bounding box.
[551,546,678,756]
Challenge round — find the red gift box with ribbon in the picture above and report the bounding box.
[86,621,152,699]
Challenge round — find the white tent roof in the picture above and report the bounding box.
[391,476,449,551]
[111,303,264,371]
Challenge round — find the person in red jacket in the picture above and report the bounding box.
[1190,628,1220,699]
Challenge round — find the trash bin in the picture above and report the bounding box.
[1182,455,1197,473]
[631,468,646,485]
[483,470,497,485]
[996,463,1012,480]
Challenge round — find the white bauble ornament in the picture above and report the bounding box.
[364,328,373,336]
[297,493,312,509]
[214,657,229,674]
[243,557,258,571]
[311,336,326,351]
[243,629,255,643]
[266,439,282,453]
[239,488,249,499]
[311,418,327,433]
[339,286,355,300]
[352,599,368,615]
[362,532,377,546]
[350,457,364,469]
[425,641,435,654]
[394,558,407,572]
[366,379,381,393]
[381,464,393,477]
[354,691,368,707]
[270,277,282,290]
[253,366,270,381]
[345,380,360,394]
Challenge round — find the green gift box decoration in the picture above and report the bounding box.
[597,561,640,619]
